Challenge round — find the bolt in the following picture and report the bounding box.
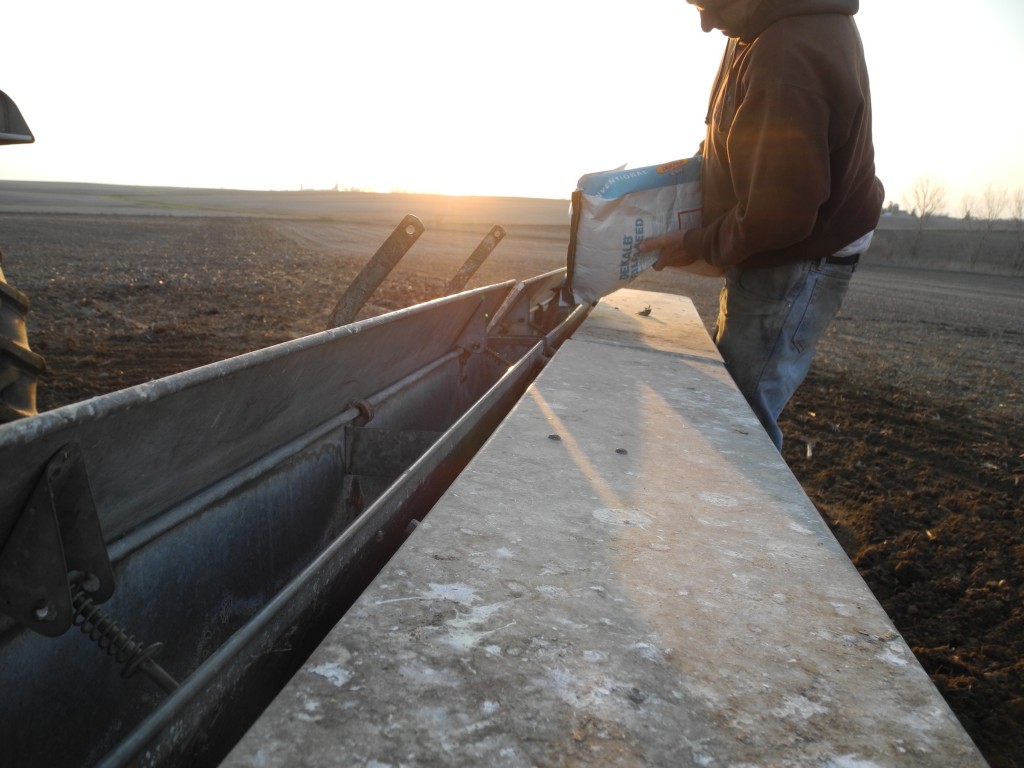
[33,600,56,622]
[68,570,100,593]
[80,573,101,593]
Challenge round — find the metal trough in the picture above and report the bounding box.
[0,268,588,767]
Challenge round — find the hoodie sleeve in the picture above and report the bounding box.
[684,82,834,267]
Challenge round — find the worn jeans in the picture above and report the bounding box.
[714,259,855,451]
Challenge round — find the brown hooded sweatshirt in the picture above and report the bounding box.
[683,0,885,268]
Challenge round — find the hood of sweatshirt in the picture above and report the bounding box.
[738,0,859,41]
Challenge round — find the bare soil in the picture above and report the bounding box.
[2,211,1022,767]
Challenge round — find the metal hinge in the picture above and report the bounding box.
[0,443,179,692]
[0,442,114,635]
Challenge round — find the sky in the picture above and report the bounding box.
[2,1,1023,214]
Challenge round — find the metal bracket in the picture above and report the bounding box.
[0,442,114,636]
[443,225,505,295]
[327,214,425,328]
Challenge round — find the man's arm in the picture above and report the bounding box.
[690,83,833,267]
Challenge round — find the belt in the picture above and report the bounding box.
[820,252,860,267]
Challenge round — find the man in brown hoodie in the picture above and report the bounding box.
[639,0,884,450]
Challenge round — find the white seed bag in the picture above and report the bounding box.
[565,156,721,305]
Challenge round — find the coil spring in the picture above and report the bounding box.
[71,588,179,692]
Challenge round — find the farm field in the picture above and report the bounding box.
[1,184,1022,766]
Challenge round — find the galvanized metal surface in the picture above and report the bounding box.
[97,338,551,768]
[0,283,512,548]
[0,272,583,768]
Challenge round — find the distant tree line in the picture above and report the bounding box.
[896,176,1024,272]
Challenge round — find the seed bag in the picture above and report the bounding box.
[564,156,720,305]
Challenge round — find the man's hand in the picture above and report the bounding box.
[636,230,700,271]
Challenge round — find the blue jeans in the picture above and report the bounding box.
[714,259,855,451]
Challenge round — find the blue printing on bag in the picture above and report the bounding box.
[576,157,702,200]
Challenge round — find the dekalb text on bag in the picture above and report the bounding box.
[566,157,716,305]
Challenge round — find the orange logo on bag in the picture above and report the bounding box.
[656,159,692,175]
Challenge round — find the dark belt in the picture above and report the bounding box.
[819,252,860,267]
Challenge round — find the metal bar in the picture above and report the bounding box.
[443,225,505,295]
[327,215,425,328]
